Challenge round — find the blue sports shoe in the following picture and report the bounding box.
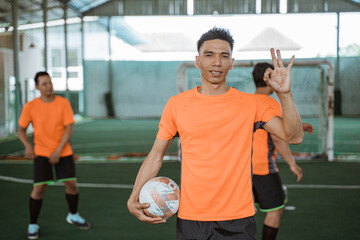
[27,224,39,239]
[66,213,91,230]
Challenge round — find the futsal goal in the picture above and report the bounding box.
[177,60,334,161]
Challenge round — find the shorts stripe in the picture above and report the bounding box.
[33,177,77,186]
[257,203,285,212]
[57,177,77,182]
[34,180,55,186]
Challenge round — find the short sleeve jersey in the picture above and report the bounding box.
[18,96,75,157]
[252,94,282,175]
[157,87,279,221]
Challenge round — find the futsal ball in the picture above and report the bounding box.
[139,176,180,219]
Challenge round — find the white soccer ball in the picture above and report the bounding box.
[139,176,180,219]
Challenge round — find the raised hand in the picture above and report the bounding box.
[264,48,295,93]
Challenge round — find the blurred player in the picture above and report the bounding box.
[17,71,90,239]
[127,27,304,240]
[251,62,313,240]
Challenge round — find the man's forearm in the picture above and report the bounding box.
[130,154,163,202]
[277,92,303,144]
[129,138,169,202]
[55,124,74,152]
[17,127,32,148]
[272,134,296,167]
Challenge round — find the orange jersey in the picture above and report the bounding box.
[18,96,75,157]
[157,87,279,221]
[252,94,282,175]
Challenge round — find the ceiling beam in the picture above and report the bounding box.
[0,5,63,18]
[55,0,82,15]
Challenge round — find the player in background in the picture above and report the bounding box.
[18,71,90,239]
[128,27,304,240]
[251,62,314,240]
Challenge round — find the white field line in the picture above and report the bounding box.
[285,184,360,189]
[0,175,133,189]
[1,175,360,190]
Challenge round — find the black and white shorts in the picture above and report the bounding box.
[252,172,285,212]
[33,155,76,185]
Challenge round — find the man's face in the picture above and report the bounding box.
[195,39,234,85]
[36,75,54,97]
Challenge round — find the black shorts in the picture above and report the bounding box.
[252,173,285,212]
[33,155,76,186]
[177,216,257,240]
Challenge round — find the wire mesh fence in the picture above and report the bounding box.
[0,0,84,137]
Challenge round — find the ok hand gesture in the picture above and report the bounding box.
[264,48,295,94]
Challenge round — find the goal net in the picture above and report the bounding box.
[177,60,334,161]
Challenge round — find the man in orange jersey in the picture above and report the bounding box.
[128,27,304,240]
[18,71,90,240]
[251,62,313,240]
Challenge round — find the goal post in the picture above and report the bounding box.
[177,60,334,161]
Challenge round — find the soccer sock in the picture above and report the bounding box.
[66,193,79,214]
[29,197,42,224]
[262,224,279,240]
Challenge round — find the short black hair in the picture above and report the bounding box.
[197,27,234,53]
[34,71,50,85]
[252,62,274,88]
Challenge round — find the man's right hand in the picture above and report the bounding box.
[127,198,166,224]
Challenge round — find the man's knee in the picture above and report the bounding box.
[64,180,78,194]
[31,184,47,199]
[268,208,284,217]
